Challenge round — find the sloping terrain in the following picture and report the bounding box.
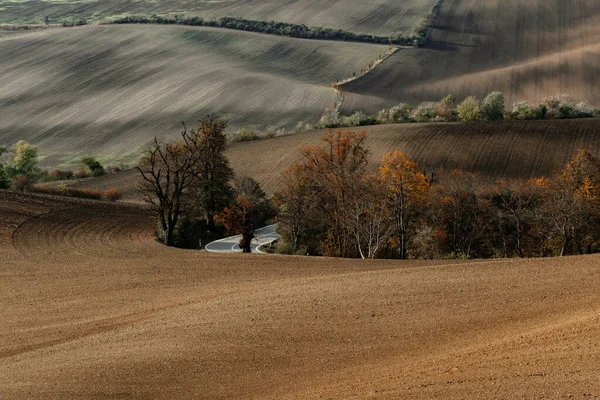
[2,190,600,398]
[0,24,385,166]
[341,0,600,113]
[65,118,600,197]
[0,0,436,36]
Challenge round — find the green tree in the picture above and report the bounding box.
[80,156,106,177]
[457,96,481,121]
[193,115,234,228]
[481,91,505,121]
[10,140,40,179]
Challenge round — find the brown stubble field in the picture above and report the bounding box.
[3,191,600,398]
[0,24,386,166]
[341,0,600,113]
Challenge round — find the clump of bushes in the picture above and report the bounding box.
[32,185,103,199]
[80,156,106,177]
[61,18,88,27]
[33,185,123,201]
[103,188,123,201]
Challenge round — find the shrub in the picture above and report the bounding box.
[456,96,481,121]
[80,157,106,177]
[506,101,547,120]
[0,168,9,189]
[481,91,505,121]
[232,128,261,142]
[412,102,441,122]
[574,102,597,118]
[11,175,32,192]
[339,111,369,127]
[317,107,340,128]
[32,185,103,199]
[49,169,74,181]
[104,188,123,201]
[441,94,456,108]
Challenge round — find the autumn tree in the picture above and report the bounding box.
[492,179,543,257]
[274,163,323,254]
[216,176,273,253]
[299,129,369,257]
[379,151,429,259]
[350,175,392,259]
[433,170,492,257]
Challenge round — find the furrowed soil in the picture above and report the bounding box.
[341,0,600,112]
[0,0,436,36]
[64,118,600,197]
[0,24,385,166]
[3,190,600,398]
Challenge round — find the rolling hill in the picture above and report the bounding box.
[341,0,600,113]
[0,24,385,166]
[0,0,436,37]
[3,189,600,398]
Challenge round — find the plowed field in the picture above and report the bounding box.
[0,24,385,166]
[0,0,436,36]
[3,190,600,398]
[341,0,600,113]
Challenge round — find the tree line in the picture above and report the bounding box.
[112,15,425,46]
[319,92,599,129]
[275,129,600,259]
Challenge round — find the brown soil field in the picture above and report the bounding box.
[3,189,600,398]
[0,0,435,37]
[341,0,600,113]
[0,24,385,166]
[64,118,600,197]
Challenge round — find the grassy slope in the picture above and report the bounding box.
[68,118,600,197]
[3,190,600,398]
[0,24,385,166]
[341,0,600,113]
[0,0,436,36]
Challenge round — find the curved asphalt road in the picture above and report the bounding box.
[205,224,280,253]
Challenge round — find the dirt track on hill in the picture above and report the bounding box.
[3,190,600,398]
[341,0,600,112]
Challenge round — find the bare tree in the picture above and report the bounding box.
[136,123,203,246]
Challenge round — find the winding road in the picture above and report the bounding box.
[205,223,280,253]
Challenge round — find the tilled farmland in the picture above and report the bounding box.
[0,24,385,166]
[342,0,600,112]
[2,190,600,398]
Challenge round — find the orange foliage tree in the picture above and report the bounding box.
[380,150,429,259]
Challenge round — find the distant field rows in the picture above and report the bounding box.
[0,24,385,166]
[341,0,600,112]
[0,0,437,36]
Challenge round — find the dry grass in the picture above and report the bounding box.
[0,24,385,166]
[0,0,436,36]
[2,190,600,398]
[341,0,600,112]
